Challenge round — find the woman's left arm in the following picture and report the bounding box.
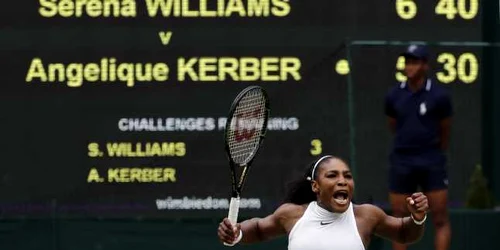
[371,193,429,244]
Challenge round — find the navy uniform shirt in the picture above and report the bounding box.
[385,79,453,167]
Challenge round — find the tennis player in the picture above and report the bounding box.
[385,45,452,250]
[217,155,428,249]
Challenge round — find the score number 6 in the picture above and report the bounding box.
[396,0,417,20]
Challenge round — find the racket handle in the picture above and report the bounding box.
[227,197,240,225]
[223,197,241,247]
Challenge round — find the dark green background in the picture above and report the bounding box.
[0,1,499,250]
[0,0,496,219]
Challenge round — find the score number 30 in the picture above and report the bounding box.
[395,53,479,84]
[396,0,479,20]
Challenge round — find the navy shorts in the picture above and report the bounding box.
[389,164,448,194]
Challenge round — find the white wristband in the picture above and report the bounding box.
[411,213,427,225]
[225,229,243,247]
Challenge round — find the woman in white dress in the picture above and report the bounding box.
[217,155,428,250]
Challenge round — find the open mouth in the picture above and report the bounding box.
[333,190,349,205]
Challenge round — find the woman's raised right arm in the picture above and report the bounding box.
[217,203,299,245]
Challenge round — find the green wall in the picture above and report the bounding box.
[482,0,500,203]
[0,211,498,250]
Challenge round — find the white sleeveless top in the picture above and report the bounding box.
[288,202,365,250]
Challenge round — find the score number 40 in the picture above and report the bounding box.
[396,53,479,84]
[396,0,479,20]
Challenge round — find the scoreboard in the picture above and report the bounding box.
[0,0,483,218]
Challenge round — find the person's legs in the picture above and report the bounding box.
[426,190,451,250]
[422,165,450,250]
[389,164,417,250]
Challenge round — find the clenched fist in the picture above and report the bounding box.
[218,218,242,245]
[406,192,429,222]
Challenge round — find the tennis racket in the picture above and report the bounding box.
[223,86,270,236]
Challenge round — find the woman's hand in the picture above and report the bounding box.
[407,192,429,221]
[218,218,241,245]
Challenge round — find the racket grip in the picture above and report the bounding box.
[227,197,240,225]
[223,197,241,247]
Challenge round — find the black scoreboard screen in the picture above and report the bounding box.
[0,0,483,218]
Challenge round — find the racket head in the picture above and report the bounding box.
[224,86,270,170]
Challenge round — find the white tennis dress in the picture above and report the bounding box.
[288,201,365,250]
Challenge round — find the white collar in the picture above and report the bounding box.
[312,201,350,221]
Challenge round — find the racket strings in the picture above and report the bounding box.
[227,89,266,165]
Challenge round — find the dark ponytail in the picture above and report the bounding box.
[283,161,318,205]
